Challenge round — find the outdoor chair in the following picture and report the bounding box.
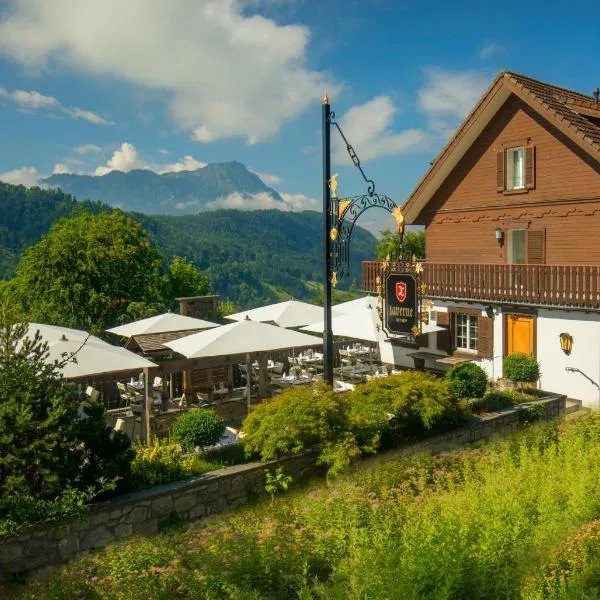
[197,392,210,407]
[116,382,133,408]
[85,386,100,402]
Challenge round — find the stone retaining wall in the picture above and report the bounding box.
[0,393,566,575]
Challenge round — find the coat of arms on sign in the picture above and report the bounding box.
[395,281,407,303]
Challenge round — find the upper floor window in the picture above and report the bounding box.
[506,147,524,190]
[497,145,535,193]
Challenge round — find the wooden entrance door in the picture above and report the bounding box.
[505,314,535,356]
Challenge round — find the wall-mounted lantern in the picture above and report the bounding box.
[495,227,504,245]
[559,332,573,355]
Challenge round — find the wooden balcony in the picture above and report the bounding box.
[362,261,600,309]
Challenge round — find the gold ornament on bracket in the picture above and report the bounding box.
[329,174,338,199]
[331,271,338,288]
[391,206,405,235]
[424,299,435,311]
[419,282,428,295]
[338,199,353,220]
[411,324,420,337]
[330,227,339,241]
[420,311,430,325]
[415,262,424,274]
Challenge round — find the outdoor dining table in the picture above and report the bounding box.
[280,374,313,386]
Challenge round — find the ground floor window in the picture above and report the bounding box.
[455,313,478,351]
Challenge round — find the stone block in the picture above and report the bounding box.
[151,495,173,517]
[0,542,24,563]
[134,518,159,536]
[114,523,133,539]
[58,535,79,559]
[174,494,196,513]
[188,504,206,520]
[109,508,126,521]
[125,506,149,524]
[81,525,112,550]
[87,512,109,528]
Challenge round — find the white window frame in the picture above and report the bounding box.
[505,146,525,191]
[455,313,478,353]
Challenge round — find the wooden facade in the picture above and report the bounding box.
[419,95,600,265]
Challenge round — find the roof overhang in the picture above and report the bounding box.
[402,71,600,224]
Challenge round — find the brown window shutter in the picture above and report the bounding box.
[496,151,505,192]
[525,146,535,189]
[436,312,449,326]
[477,316,493,359]
[527,229,545,265]
[435,311,451,353]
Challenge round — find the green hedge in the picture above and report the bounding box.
[503,353,541,384]
[446,362,488,399]
[171,409,225,452]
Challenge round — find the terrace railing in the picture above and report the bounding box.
[362,261,600,309]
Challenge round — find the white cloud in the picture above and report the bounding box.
[418,68,489,121]
[94,143,144,176]
[67,107,111,125]
[0,86,59,109]
[0,84,111,125]
[158,149,170,155]
[52,163,70,174]
[204,190,318,212]
[479,43,503,60]
[252,169,282,186]
[0,166,40,186]
[0,0,339,144]
[155,155,206,174]
[73,144,102,154]
[333,95,428,163]
[93,142,206,176]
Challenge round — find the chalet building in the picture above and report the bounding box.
[364,71,600,408]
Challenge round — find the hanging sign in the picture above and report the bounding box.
[384,272,419,335]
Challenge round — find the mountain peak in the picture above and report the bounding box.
[43,161,282,215]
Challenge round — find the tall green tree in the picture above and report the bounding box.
[375,229,426,261]
[0,301,133,506]
[165,256,211,310]
[9,210,166,334]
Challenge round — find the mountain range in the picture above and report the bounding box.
[43,161,283,215]
[0,182,375,308]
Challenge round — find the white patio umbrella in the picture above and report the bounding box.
[225,300,327,329]
[165,318,321,358]
[45,337,157,378]
[26,322,108,347]
[331,294,378,315]
[164,319,322,412]
[106,312,219,337]
[301,302,381,343]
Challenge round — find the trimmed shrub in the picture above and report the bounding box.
[171,409,225,452]
[483,390,515,412]
[242,384,346,462]
[446,362,488,399]
[503,353,541,386]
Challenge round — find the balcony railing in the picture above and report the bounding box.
[362,261,600,309]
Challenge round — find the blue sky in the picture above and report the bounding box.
[0,0,599,235]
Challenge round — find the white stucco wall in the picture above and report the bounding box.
[536,310,600,409]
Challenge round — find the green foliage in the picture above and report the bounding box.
[519,403,546,424]
[446,362,488,398]
[0,303,133,533]
[130,438,225,489]
[0,481,116,538]
[264,467,292,502]
[503,352,541,384]
[242,384,347,462]
[165,256,211,310]
[471,389,539,413]
[17,409,600,600]
[243,374,470,476]
[9,210,165,335]
[171,409,226,452]
[376,228,425,260]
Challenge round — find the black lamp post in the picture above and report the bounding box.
[322,93,334,385]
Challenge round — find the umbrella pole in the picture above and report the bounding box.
[246,353,252,416]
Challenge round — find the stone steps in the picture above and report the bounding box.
[565,398,584,415]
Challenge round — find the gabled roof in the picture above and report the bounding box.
[403,71,600,223]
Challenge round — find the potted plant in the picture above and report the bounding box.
[503,353,541,390]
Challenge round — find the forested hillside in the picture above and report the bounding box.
[0,183,375,308]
